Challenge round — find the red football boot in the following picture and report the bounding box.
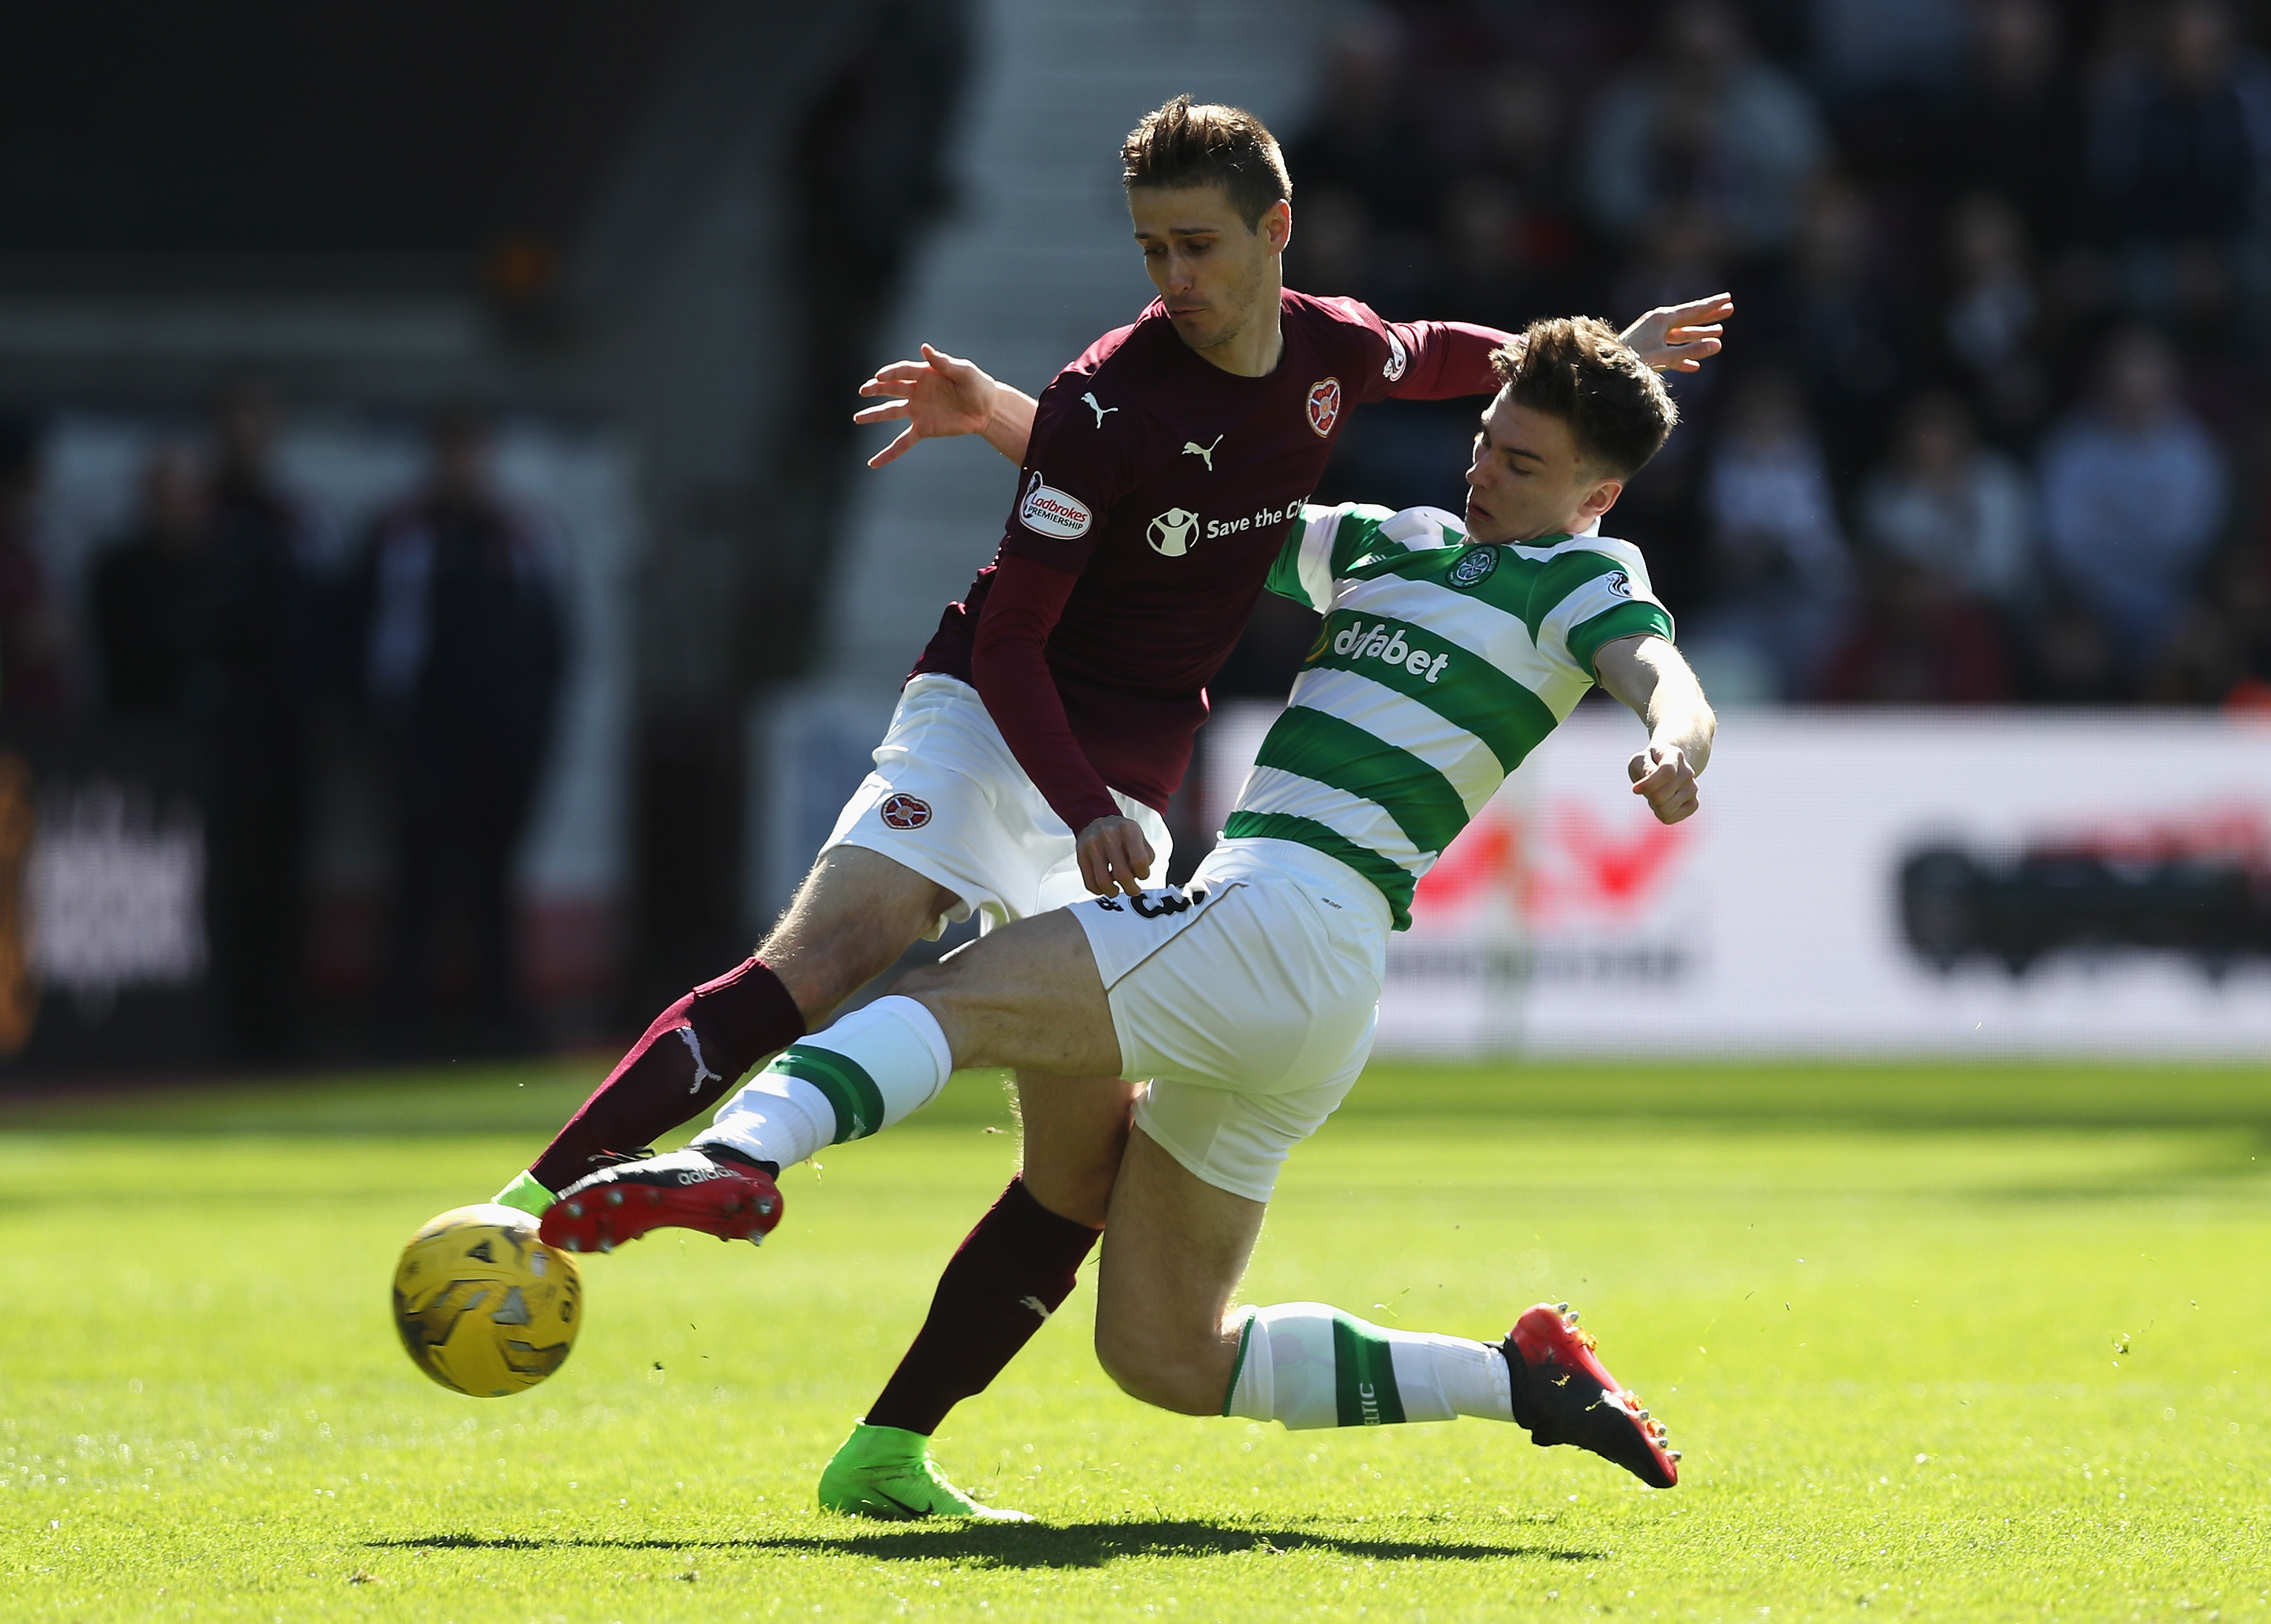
[1502,1301,1680,1489]
[540,1147,783,1253]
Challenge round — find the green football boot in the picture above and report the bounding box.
[491,1170,555,1220]
[817,1422,1033,1522]
[492,1151,657,1227]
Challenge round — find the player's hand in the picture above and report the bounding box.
[854,343,998,468]
[1076,815,1156,897]
[1628,743,1701,825]
[1621,293,1733,374]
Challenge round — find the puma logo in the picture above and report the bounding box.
[1182,433,1223,470]
[1082,392,1118,427]
[1020,1295,1052,1322]
[676,1026,721,1095]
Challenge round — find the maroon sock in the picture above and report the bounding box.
[865,1177,1101,1435]
[528,957,804,1193]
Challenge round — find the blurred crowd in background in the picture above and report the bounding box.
[0,392,565,1060]
[1266,0,2271,708]
[10,0,2271,1067]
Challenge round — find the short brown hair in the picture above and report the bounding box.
[1491,317,1679,479]
[1121,95,1291,230]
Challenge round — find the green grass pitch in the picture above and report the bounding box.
[3,1058,2268,1621]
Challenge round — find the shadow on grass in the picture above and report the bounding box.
[369,1519,1602,1569]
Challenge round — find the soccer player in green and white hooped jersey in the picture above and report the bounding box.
[553,315,1714,1499]
[1243,498,1671,930]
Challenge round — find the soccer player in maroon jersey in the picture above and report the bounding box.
[511,95,1729,1517]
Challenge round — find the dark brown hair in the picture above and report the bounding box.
[1491,316,1679,479]
[1121,95,1291,229]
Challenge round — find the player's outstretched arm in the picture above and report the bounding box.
[1619,293,1733,374]
[862,297,1730,467]
[853,343,1039,468]
[1594,634,1716,825]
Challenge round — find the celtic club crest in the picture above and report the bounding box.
[1305,377,1342,438]
[879,793,933,830]
[1447,547,1499,589]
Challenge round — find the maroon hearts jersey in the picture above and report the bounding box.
[912,289,1509,831]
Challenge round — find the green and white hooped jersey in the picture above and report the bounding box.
[1227,501,1675,929]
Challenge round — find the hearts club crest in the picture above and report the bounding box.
[1305,377,1342,438]
[879,793,933,831]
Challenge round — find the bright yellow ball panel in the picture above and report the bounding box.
[392,1203,581,1397]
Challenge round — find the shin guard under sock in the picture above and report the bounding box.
[528,957,804,1194]
[864,1177,1102,1436]
[1223,1303,1512,1429]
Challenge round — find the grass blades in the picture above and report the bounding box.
[1,1059,2268,1620]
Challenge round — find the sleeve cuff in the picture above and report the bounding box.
[1567,602,1675,678]
[1060,793,1126,834]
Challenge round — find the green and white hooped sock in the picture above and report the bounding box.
[693,994,953,1170]
[1223,1303,1513,1430]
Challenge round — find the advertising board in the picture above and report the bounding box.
[0,724,214,1071]
[1203,702,2271,1056]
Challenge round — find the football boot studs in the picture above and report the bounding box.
[1501,1301,1680,1489]
[540,1148,782,1253]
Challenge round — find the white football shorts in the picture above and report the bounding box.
[823,674,1174,940]
[1072,836,1391,1203]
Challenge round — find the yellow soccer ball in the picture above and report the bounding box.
[393,1203,581,1397]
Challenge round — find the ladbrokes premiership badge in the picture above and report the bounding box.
[1016,470,1093,540]
[879,793,933,830]
[1305,377,1342,438]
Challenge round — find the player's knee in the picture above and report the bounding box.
[765,911,933,1022]
[764,945,883,1026]
[1092,1320,1162,1405]
[891,958,956,1001]
[1093,1316,1217,1416]
[884,963,977,1039]
[761,855,954,1018]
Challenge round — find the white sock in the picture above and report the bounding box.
[1223,1303,1511,1430]
[694,994,953,1169]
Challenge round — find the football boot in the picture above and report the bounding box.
[491,1168,557,1221]
[490,1149,656,1223]
[817,1422,1033,1522]
[540,1147,782,1253]
[1501,1301,1680,1489]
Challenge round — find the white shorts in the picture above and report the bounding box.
[824,674,1175,940]
[1072,838,1392,1203]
